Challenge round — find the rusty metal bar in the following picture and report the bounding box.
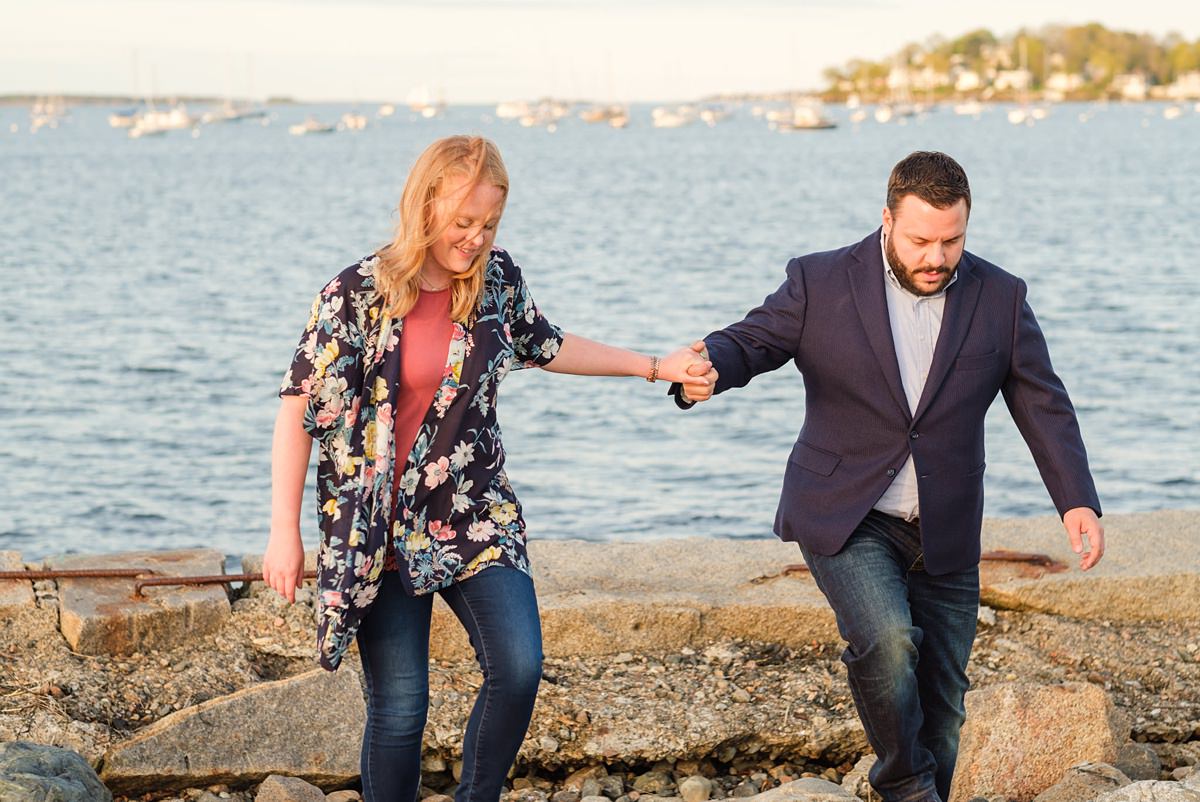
[748,549,1064,585]
[0,569,153,581]
[134,571,318,595]
[981,549,1067,569]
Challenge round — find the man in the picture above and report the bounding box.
[674,151,1104,802]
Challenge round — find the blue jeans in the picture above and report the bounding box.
[799,511,979,802]
[355,566,543,802]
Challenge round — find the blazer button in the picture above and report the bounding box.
[886,468,896,477]
[909,431,920,440]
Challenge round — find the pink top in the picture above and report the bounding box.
[392,288,454,500]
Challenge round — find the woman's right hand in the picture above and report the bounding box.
[262,528,306,604]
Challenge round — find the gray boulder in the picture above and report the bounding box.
[1116,744,1164,782]
[0,741,112,802]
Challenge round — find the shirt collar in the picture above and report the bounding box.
[880,230,958,300]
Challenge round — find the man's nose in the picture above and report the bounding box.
[926,245,946,268]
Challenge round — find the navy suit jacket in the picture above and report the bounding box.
[678,229,1101,574]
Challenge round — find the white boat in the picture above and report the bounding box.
[30,96,66,132]
[202,101,268,124]
[289,116,337,135]
[495,101,530,120]
[608,110,629,129]
[408,85,446,119]
[377,103,395,117]
[1163,105,1184,120]
[341,111,368,130]
[108,107,141,128]
[954,100,983,117]
[878,102,915,123]
[698,105,731,126]
[1007,107,1031,125]
[651,105,696,128]
[775,103,837,131]
[849,108,868,123]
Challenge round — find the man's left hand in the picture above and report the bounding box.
[1063,507,1105,570]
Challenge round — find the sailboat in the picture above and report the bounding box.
[1007,36,1036,126]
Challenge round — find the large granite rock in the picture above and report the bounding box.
[0,741,112,802]
[950,682,1126,802]
[47,549,230,656]
[99,667,365,794]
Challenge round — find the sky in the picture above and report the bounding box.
[3,0,1199,103]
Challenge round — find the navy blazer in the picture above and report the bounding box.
[679,229,1101,574]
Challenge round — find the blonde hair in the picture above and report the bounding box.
[376,136,509,322]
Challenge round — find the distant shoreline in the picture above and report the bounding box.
[3,93,1195,109]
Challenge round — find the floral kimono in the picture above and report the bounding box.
[280,248,563,671]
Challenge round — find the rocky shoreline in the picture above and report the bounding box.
[1,511,1198,801]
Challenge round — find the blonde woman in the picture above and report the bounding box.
[263,135,713,802]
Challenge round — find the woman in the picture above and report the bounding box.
[263,135,712,802]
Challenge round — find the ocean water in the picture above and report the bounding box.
[2,101,1197,563]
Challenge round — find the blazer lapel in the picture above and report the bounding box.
[848,229,911,422]
[912,252,983,422]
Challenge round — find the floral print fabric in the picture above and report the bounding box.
[280,248,563,670]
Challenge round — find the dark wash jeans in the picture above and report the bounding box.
[355,566,543,802]
[799,511,979,802]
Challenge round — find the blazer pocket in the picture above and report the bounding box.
[954,350,1000,371]
[788,441,842,477]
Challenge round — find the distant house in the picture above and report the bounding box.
[954,70,983,92]
[1166,72,1200,100]
[1046,72,1084,93]
[994,69,1033,92]
[1112,73,1148,100]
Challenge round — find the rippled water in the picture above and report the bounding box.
[2,101,1197,562]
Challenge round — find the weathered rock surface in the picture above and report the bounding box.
[0,552,34,613]
[99,668,365,793]
[47,549,230,656]
[978,510,1200,623]
[1032,762,1131,802]
[1092,780,1200,802]
[950,682,1126,802]
[0,740,112,802]
[741,777,855,801]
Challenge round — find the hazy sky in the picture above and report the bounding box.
[4,0,1198,103]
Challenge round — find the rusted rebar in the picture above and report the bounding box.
[0,569,153,581]
[134,572,318,595]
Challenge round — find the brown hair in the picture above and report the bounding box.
[375,135,509,322]
[886,151,971,217]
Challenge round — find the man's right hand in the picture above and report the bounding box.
[681,340,718,403]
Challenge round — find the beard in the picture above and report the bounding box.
[885,233,957,296]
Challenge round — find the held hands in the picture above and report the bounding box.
[1063,507,1105,571]
[667,340,718,403]
[658,341,714,399]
